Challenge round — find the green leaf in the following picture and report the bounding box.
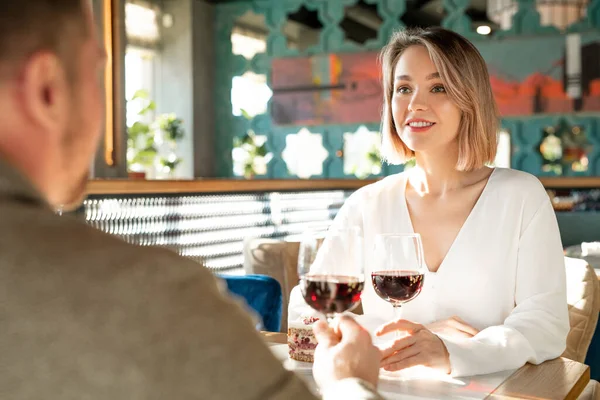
[144,135,156,148]
[138,100,156,116]
[241,109,252,120]
[244,163,254,178]
[131,147,157,167]
[128,121,150,136]
[163,117,185,141]
[160,157,181,169]
[256,144,268,157]
[241,133,254,145]
[367,152,380,163]
[131,89,150,101]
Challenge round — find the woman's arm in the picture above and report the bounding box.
[440,196,570,376]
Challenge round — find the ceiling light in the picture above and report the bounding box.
[477,25,492,35]
[487,0,588,31]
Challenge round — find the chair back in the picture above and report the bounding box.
[243,238,300,332]
[219,274,283,332]
[563,257,600,363]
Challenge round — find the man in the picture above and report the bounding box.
[0,1,383,399]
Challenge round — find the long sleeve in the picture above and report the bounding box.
[439,196,570,377]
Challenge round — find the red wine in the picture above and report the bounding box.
[371,270,424,305]
[301,275,364,315]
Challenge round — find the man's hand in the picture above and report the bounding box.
[312,315,381,389]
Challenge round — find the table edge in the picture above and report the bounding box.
[261,332,590,400]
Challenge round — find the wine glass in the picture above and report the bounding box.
[371,233,426,328]
[297,226,364,323]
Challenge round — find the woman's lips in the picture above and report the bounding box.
[406,121,435,132]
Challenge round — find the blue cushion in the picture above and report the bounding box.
[218,274,283,332]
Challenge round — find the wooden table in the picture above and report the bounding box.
[262,332,590,400]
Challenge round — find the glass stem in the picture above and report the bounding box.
[326,313,335,326]
[392,304,402,339]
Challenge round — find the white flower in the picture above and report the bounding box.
[232,147,251,164]
[253,158,268,175]
[233,162,245,177]
[252,153,273,175]
[342,126,381,178]
[253,135,267,147]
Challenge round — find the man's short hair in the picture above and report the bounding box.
[0,0,86,79]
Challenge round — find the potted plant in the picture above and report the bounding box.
[126,90,185,179]
[232,109,272,179]
[232,130,272,179]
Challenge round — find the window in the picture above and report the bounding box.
[125,0,160,117]
[124,1,161,174]
[231,26,272,118]
[232,72,272,118]
[231,26,266,60]
[125,2,160,48]
[125,47,156,125]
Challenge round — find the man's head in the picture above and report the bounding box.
[0,0,106,210]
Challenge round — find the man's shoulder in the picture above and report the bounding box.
[0,202,207,281]
[61,216,206,277]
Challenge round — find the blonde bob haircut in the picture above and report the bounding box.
[379,27,499,171]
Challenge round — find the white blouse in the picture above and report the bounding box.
[289,167,570,377]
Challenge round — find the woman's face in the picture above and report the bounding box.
[391,45,462,156]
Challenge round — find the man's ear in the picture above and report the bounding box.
[19,52,69,136]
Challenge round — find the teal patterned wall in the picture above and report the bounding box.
[214,0,600,179]
[503,115,599,176]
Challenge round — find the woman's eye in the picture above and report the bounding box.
[396,86,411,94]
[431,85,446,93]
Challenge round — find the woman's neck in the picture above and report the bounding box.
[408,147,490,197]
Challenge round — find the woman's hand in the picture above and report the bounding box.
[376,320,451,374]
[426,316,479,339]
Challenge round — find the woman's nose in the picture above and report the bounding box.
[408,91,429,112]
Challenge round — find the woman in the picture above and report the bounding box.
[289,27,569,377]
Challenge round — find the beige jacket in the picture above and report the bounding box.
[0,159,382,400]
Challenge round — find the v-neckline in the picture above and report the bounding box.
[402,168,497,275]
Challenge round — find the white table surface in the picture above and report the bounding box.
[268,343,516,399]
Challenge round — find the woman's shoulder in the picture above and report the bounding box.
[492,168,546,196]
[489,167,550,213]
[351,172,407,201]
[338,173,406,213]
[493,167,542,185]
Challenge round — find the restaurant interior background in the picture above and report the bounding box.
[87,0,600,378]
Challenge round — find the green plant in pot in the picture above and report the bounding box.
[127,90,157,177]
[126,90,185,179]
[232,130,272,179]
[156,113,184,178]
[353,145,383,179]
[232,109,272,179]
